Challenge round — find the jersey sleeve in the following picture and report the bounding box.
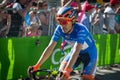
[51,26,61,42]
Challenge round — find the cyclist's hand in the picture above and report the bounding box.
[27,66,34,76]
[60,67,72,79]
[61,71,70,79]
[27,64,40,76]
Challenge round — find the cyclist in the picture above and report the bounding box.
[28,6,98,80]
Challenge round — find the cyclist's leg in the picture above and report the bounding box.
[81,46,98,80]
[72,55,83,75]
[59,49,74,72]
[59,58,67,72]
[56,52,72,79]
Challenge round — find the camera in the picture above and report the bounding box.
[28,0,37,6]
[32,2,37,7]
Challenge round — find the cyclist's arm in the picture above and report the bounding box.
[60,42,82,79]
[36,40,57,66]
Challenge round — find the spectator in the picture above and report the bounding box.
[30,7,41,25]
[22,1,42,37]
[115,6,120,33]
[103,0,120,34]
[60,0,81,12]
[80,1,95,32]
[102,2,110,34]
[38,1,50,36]
[0,8,11,38]
[26,22,42,37]
[7,0,33,37]
[91,3,104,34]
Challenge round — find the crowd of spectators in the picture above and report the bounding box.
[0,0,120,38]
[0,0,53,38]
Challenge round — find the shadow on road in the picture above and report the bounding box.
[95,65,120,80]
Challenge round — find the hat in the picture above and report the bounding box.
[110,0,120,5]
[82,1,95,12]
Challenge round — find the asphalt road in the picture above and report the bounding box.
[95,65,120,80]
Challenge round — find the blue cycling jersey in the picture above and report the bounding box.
[52,22,95,52]
[52,22,97,75]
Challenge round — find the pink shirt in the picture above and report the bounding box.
[26,31,38,37]
[70,2,77,7]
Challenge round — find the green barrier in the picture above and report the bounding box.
[0,34,120,80]
[94,34,120,66]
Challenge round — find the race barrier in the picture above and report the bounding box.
[0,34,120,80]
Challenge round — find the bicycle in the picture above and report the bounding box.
[18,69,82,80]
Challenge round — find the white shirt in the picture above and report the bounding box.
[12,2,22,13]
[104,6,116,30]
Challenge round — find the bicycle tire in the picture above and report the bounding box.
[68,75,82,80]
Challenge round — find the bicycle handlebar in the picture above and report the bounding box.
[28,69,59,80]
[35,69,52,73]
[19,69,81,80]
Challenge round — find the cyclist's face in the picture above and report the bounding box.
[59,19,73,34]
[57,19,70,25]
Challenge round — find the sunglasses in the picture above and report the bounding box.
[57,19,70,25]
